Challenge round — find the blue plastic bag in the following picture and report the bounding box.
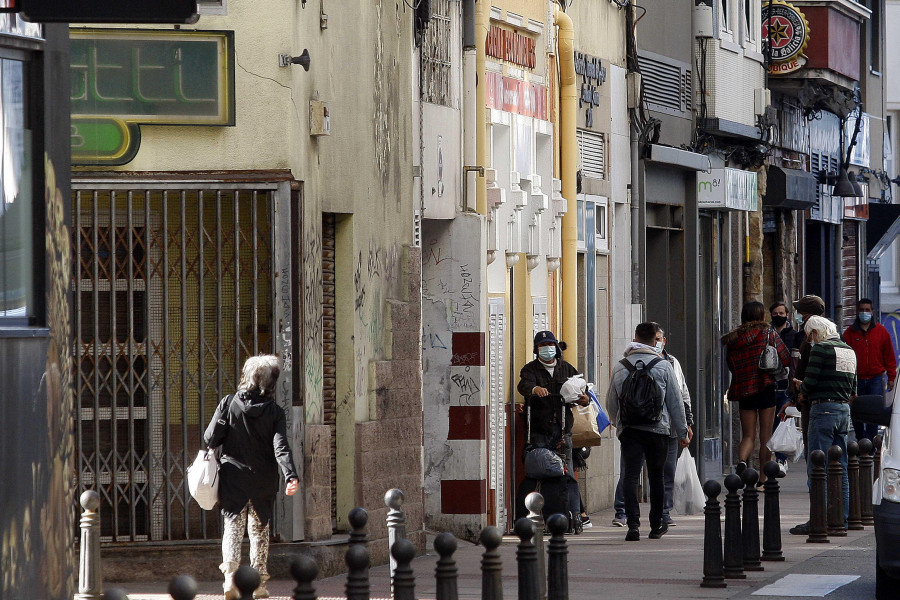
[589,388,611,434]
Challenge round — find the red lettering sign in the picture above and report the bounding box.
[485,72,547,120]
[485,25,536,69]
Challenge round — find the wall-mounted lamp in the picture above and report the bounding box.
[816,167,861,198]
[278,49,311,70]
[891,175,900,187]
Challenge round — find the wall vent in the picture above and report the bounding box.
[638,51,692,116]
[577,129,606,180]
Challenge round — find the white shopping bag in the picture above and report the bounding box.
[767,417,804,463]
[560,374,587,404]
[673,450,706,515]
[187,449,220,510]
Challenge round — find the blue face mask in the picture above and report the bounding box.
[859,312,873,324]
[538,346,556,361]
[794,311,804,325]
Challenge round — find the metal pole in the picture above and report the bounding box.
[826,445,847,537]
[480,527,504,600]
[546,514,570,600]
[761,461,785,561]
[847,441,864,530]
[807,449,830,543]
[434,532,459,600]
[525,492,547,599]
[740,468,763,571]
[75,490,103,600]
[722,474,746,579]
[290,556,319,600]
[700,480,726,589]
[515,518,540,600]
[391,539,417,600]
[385,489,407,586]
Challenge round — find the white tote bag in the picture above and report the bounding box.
[187,449,220,510]
[673,450,706,515]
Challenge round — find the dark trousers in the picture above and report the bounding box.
[620,428,669,530]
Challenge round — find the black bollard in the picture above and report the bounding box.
[291,555,319,600]
[434,532,459,600]
[348,507,370,547]
[515,518,541,600]
[874,434,883,482]
[480,526,504,600]
[345,543,371,600]
[723,474,746,579]
[859,438,875,526]
[761,461,785,562]
[546,514,569,600]
[740,468,763,571]
[700,480,726,589]
[168,575,198,600]
[826,445,847,537]
[807,449,830,543]
[847,441,864,531]
[234,566,261,600]
[391,538,416,600]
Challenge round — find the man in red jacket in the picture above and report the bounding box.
[843,298,898,441]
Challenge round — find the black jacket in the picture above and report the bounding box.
[517,358,579,442]
[204,389,298,525]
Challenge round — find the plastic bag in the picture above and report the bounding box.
[673,450,706,515]
[524,446,566,479]
[767,417,804,462]
[187,449,219,510]
[560,374,586,404]
[572,387,604,447]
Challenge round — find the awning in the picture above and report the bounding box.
[866,204,900,260]
[763,166,817,210]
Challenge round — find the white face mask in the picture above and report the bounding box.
[655,341,664,353]
[538,346,556,361]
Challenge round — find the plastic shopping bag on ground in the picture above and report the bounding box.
[673,449,706,515]
[560,374,587,404]
[767,417,804,462]
[187,449,219,510]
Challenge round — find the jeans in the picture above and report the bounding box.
[620,428,669,530]
[773,389,791,462]
[854,375,885,441]
[807,402,850,523]
[614,438,678,521]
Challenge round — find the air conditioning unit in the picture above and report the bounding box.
[754,88,771,117]
[694,0,715,38]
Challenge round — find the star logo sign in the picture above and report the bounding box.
[767,17,791,47]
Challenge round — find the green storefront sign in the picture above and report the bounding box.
[71,29,235,165]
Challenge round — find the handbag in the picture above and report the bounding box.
[187,449,220,510]
[758,329,787,380]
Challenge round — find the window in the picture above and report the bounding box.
[0,57,34,322]
[594,196,609,254]
[867,0,881,72]
[742,0,759,50]
[719,0,733,37]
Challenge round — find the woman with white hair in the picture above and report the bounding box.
[785,315,857,534]
[204,355,299,599]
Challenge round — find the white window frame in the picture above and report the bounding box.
[594,196,610,254]
[719,0,734,40]
[198,0,227,16]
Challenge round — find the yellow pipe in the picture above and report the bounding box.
[555,4,578,366]
[475,0,488,216]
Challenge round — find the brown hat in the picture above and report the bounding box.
[793,294,825,315]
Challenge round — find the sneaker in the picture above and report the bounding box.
[736,461,747,476]
[649,524,669,539]
[789,522,810,536]
[573,513,584,535]
[612,515,627,527]
[580,514,593,528]
[625,527,640,541]
[663,516,676,527]
[777,460,788,478]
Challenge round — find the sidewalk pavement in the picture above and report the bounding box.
[118,465,877,600]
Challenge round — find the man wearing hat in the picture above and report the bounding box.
[517,330,589,530]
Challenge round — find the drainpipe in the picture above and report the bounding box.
[475,0,488,215]
[554,4,578,362]
[463,0,477,212]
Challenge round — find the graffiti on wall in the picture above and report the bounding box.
[303,221,323,422]
[354,240,399,399]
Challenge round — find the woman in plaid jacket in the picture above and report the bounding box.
[722,301,791,484]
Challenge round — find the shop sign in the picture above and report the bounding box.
[845,110,871,168]
[70,29,235,165]
[762,1,810,75]
[575,51,606,128]
[485,71,547,120]
[486,25,536,69]
[697,168,758,211]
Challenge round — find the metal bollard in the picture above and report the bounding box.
[345,543,371,600]
[546,513,570,600]
[740,468,763,571]
[76,490,103,600]
[385,489,407,589]
[859,438,875,526]
[525,492,546,600]
[291,555,319,600]
[826,445,847,537]
[434,532,459,600]
[700,480,726,589]
[847,441,864,531]
[761,461,784,562]
[874,434,883,482]
[723,474,746,579]
[515,517,540,600]
[349,507,370,547]
[234,566,261,600]
[391,538,417,600]
[168,575,198,600]
[480,526,504,600]
[807,449,830,543]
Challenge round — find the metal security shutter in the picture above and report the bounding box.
[322,214,338,529]
[638,52,692,115]
[488,298,506,529]
[841,222,858,329]
[578,129,606,180]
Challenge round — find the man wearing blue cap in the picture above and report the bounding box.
[517,330,589,531]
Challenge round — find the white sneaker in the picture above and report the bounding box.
[778,460,788,477]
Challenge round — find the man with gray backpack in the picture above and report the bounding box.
[607,322,689,541]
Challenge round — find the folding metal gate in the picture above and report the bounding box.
[72,182,276,542]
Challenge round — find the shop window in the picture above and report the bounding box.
[0,57,35,323]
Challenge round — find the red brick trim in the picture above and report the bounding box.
[447,406,486,440]
[441,479,487,514]
[451,332,485,366]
